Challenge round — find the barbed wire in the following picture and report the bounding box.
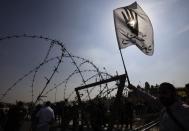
[0,34,114,103]
[44,68,112,100]
[31,40,56,103]
[0,56,60,102]
[0,34,65,103]
[44,70,99,100]
[43,54,113,100]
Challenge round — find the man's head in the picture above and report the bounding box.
[45,101,51,107]
[158,82,177,107]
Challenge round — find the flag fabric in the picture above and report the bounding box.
[114,2,154,55]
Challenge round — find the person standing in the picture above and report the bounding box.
[36,101,55,131]
[184,83,189,105]
[158,82,189,131]
[4,101,26,131]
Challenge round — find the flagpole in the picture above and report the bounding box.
[119,48,131,85]
[113,8,131,86]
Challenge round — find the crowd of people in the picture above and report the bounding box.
[0,82,189,131]
[0,97,141,131]
[0,101,26,131]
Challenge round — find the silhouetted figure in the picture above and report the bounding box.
[123,99,134,130]
[88,99,105,131]
[55,102,64,126]
[60,99,72,131]
[159,82,189,131]
[81,102,90,129]
[36,101,55,131]
[31,104,42,131]
[0,108,6,130]
[5,101,26,131]
[185,83,189,105]
[71,102,79,131]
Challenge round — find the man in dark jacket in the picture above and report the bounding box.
[159,82,189,131]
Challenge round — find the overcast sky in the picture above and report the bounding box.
[0,0,189,103]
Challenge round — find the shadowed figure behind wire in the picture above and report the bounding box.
[4,101,26,131]
[35,101,55,131]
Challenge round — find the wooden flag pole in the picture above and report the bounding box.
[119,48,131,85]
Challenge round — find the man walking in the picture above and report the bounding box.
[36,101,55,131]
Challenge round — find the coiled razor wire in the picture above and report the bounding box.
[0,34,160,130]
[0,34,65,103]
[0,34,115,103]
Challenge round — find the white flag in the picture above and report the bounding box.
[114,2,154,55]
